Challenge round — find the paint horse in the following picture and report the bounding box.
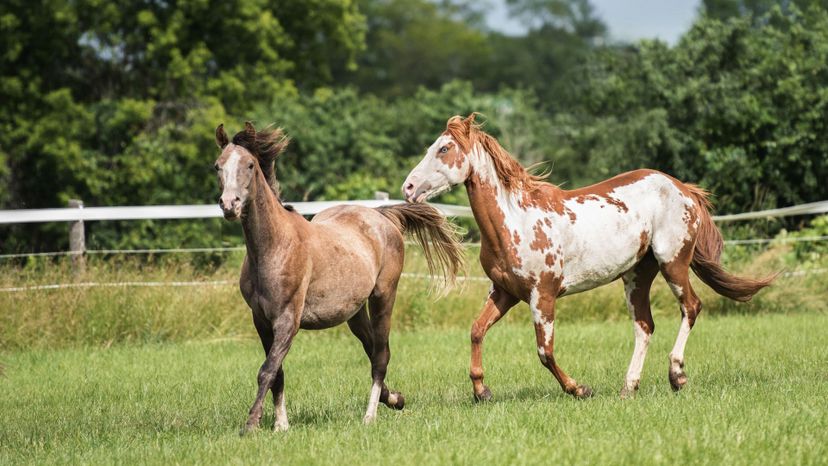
[402,114,775,400]
[215,122,464,433]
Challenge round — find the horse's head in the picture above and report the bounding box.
[213,122,290,220]
[214,123,259,220]
[402,114,478,203]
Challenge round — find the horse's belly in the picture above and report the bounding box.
[300,273,375,329]
[559,227,644,296]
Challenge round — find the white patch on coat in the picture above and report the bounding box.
[274,390,289,431]
[625,320,651,385]
[667,282,684,298]
[670,316,692,367]
[363,381,383,424]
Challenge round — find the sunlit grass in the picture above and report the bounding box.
[1,312,826,465]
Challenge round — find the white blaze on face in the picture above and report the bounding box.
[223,150,241,191]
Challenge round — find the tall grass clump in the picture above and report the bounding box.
[1,229,824,350]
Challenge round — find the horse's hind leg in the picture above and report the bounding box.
[361,286,403,424]
[656,244,702,392]
[620,253,659,399]
[347,304,404,415]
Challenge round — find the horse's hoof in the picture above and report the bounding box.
[239,424,259,437]
[574,384,593,399]
[620,385,638,400]
[273,421,290,432]
[362,414,376,425]
[620,380,639,399]
[473,386,493,403]
[387,392,405,410]
[669,371,688,391]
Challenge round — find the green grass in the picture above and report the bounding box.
[2,311,827,465]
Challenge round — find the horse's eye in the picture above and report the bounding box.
[439,146,448,154]
[248,162,254,170]
[214,163,220,171]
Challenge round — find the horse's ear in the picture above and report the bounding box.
[244,121,256,138]
[463,113,478,126]
[215,124,229,149]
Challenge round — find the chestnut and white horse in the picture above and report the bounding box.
[402,114,775,399]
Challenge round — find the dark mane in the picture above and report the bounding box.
[444,115,546,192]
[232,123,291,203]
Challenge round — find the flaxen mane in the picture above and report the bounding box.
[445,114,546,192]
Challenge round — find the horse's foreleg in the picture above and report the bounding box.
[242,310,297,435]
[250,310,289,430]
[470,286,517,402]
[620,254,659,399]
[531,288,592,399]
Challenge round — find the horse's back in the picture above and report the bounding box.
[294,205,404,328]
[557,170,699,294]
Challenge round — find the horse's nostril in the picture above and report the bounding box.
[404,183,414,194]
[234,196,241,202]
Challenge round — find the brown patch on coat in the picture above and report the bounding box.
[536,271,563,308]
[467,174,523,272]
[529,221,552,252]
[436,140,464,170]
[605,196,629,213]
[637,231,650,259]
[562,169,656,206]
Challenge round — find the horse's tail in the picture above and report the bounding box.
[377,203,465,291]
[685,184,777,302]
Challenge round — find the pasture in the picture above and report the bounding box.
[1,313,827,465]
[1,243,826,464]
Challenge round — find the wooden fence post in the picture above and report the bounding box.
[68,199,85,276]
[374,191,389,201]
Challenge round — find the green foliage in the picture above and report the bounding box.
[3,0,828,254]
[0,0,364,252]
[557,5,828,213]
[778,214,828,266]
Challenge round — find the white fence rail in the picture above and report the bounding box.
[2,200,826,225]
[0,200,472,224]
[1,197,827,292]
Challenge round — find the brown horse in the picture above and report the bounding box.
[402,114,775,400]
[214,122,463,433]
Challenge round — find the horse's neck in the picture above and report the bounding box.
[465,155,518,252]
[241,172,298,261]
[465,152,562,250]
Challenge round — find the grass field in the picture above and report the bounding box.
[2,311,827,465]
